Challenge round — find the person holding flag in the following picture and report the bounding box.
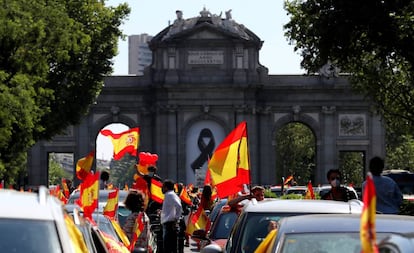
[122,190,153,251]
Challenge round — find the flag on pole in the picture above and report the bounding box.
[129,212,145,251]
[76,172,99,219]
[62,178,70,198]
[208,121,250,198]
[360,172,378,253]
[179,186,193,206]
[283,175,294,187]
[100,127,140,160]
[103,188,119,219]
[76,151,94,180]
[150,178,164,204]
[304,181,315,199]
[186,206,210,236]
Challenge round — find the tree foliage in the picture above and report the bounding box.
[0,1,130,183]
[108,155,136,189]
[284,0,414,133]
[275,122,316,185]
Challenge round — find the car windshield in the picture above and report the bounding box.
[279,232,392,253]
[240,212,285,253]
[0,219,62,253]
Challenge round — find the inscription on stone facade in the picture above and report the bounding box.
[188,50,224,64]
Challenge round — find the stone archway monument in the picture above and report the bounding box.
[27,8,385,187]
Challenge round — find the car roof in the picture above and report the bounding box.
[69,189,128,198]
[277,213,414,234]
[0,188,63,220]
[242,199,363,214]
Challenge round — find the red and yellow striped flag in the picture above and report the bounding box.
[208,121,250,198]
[150,179,164,204]
[179,186,193,206]
[76,172,99,219]
[103,188,119,219]
[76,151,94,180]
[100,128,140,160]
[62,178,70,198]
[304,181,315,199]
[360,172,378,253]
[129,212,145,251]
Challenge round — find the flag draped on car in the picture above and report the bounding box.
[103,188,119,219]
[76,172,99,219]
[76,151,94,180]
[360,172,378,253]
[208,121,250,198]
[100,127,140,160]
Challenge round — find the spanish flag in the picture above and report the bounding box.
[179,186,193,206]
[208,121,250,198]
[62,178,70,198]
[129,212,145,251]
[283,175,294,187]
[100,128,140,160]
[150,178,164,204]
[103,188,119,219]
[76,151,94,180]
[304,181,315,200]
[76,172,99,219]
[360,172,378,253]
[186,207,210,236]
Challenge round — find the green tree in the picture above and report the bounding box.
[386,134,414,171]
[0,1,130,183]
[276,123,315,185]
[284,1,414,134]
[48,155,71,186]
[109,155,136,188]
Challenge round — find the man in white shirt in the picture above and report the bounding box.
[161,179,182,253]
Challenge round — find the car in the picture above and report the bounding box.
[315,184,359,200]
[378,233,414,253]
[222,198,363,253]
[382,169,414,202]
[263,213,414,253]
[193,204,242,250]
[0,186,78,252]
[269,186,285,197]
[66,189,130,226]
[285,186,308,196]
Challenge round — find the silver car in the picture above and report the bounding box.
[266,213,414,253]
[223,199,363,253]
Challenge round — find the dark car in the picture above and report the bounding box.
[193,204,241,250]
[265,213,414,253]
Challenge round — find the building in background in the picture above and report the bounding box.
[128,34,153,75]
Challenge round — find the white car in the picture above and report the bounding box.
[0,186,76,252]
[222,198,363,253]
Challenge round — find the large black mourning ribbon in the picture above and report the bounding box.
[191,128,215,173]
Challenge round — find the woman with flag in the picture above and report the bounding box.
[122,190,153,252]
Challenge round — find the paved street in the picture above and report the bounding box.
[184,239,199,253]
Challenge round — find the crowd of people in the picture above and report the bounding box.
[56,155,405,253]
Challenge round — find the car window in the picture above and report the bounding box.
[0,219,63,253]
[279,232,390,253]
[239,213,283,253]
[210,212,238,239]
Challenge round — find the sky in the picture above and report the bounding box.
[106,0,304,75]
[98,1,305,160]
